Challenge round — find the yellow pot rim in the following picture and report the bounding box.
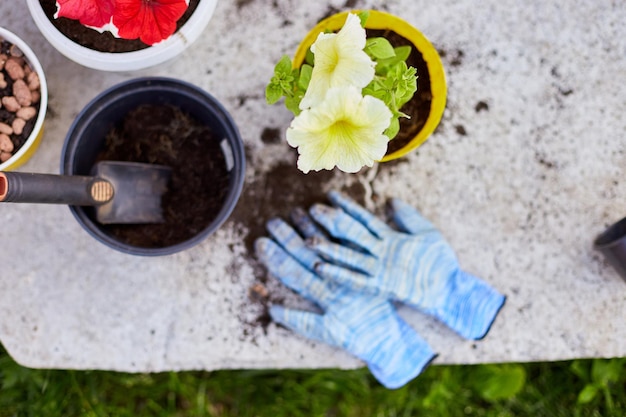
[293,10,447,162]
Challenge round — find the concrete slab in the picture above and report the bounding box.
[0,0,625,372]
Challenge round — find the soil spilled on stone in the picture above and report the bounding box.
[231,159,337,254]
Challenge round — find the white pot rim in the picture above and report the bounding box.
[0,26,48,171]
[26,0,217,72]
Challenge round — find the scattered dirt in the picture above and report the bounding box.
[320,0,366,22]
[38,0,200,52]
[475,101,489,112]
[229,156,336,335]
[236,0,255,9]
[95,104,231,248]
[232,156,374,334]
[438,48,464,67]
[231,159,337,254]
[260,127,281,144]
[343,0,362,9]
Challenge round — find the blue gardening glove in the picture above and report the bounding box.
[305,191,506,340]
[255,210,436,389]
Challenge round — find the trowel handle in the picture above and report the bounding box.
[0,172,113,206]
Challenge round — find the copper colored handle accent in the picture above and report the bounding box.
[0,173,7,201]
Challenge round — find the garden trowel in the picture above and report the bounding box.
[0,161,171,224]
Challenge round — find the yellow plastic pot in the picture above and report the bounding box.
[0,27,47,171]
[293,10,446,162]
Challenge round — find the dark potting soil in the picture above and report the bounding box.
[231,160,337,254]
[39,0,200,52]
[230,159,340,333]
[366,29,433,155]
[0,40,40,157]
[95,104,230,248]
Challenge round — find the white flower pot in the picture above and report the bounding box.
[0,27,48,171]
[26,0,218,72]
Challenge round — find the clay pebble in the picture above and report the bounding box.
[0,37,41,163]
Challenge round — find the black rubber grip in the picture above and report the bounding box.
[0,172,103,206]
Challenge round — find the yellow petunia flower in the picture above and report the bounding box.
[299,13,376,110]
[287,86,392,173]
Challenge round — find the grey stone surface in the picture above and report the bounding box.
[0,0,625,372]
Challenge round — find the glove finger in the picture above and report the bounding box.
[269,305,335,346]
[266,217,318,270]
[309,204,380,254]
[314,261,377,294]
[307,236,378,276]
[255,237,334,306]
[367,317,437,389]
[433,270,506,340]
[327,191,391,237]
[388,198,437,235]
[290,206,326,239]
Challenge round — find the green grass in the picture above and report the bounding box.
[1,344,625,417]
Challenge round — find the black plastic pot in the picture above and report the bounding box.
[61,77,245,256]
[594,217,626,282]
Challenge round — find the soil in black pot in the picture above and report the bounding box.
[39,0,200,53]
[366,29,433,156]
[95,104,230,248]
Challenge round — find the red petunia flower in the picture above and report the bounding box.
[113,0,189,46]
[56,0,115,28]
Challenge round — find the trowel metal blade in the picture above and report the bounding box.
[92,161,171,224]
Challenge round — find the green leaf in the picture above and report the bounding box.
[305,48,315,66]
[421,380,453,408]
[393,45,411,62]
[390,62,418,109]
[266,55,299,105]
[357,11,369,27]
[591,358,624,387]
[570,360,589,381]
[365,37,396,60]
[375,46,412,75]
[363,79,391,104]
[284,94,302,116]
[384,117,400,140]
[265,83,283,104]
[298,64,313,91]
[274,55,293,76]
[577,384,600,404]
[364,60,418,116]
[473,364,526,402]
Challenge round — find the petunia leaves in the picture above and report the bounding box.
[364,37,396,60]
[265,55,311,116]
[375,45,412,75]
[363,60,417,139]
